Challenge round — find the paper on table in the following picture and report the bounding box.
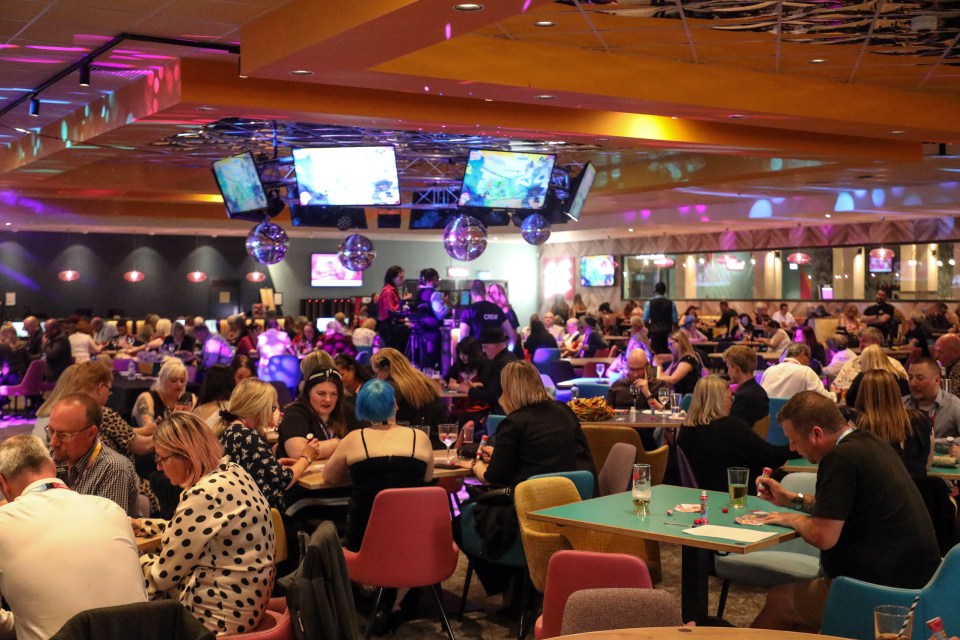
[682,524,777,543]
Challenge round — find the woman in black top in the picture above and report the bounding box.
[903,313,932,358]
[334,352,374,398]
[277,368,355,461]
[0,323,28,385]
[524,320,559,358]
[677,375,792,493]
[161,321,196,358]
[732,313,756,341]
[373,348,449,447]
[463,360,595,488]
[844,344,910,408]
[658,331,703,396]
[854,369,932,477]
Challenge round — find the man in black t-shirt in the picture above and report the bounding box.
[863,288,896,344]
[752,391,940,632]
[467,328,517,416]
[724,344,768,427]
[714,301,739,338]
[458,280,516,351]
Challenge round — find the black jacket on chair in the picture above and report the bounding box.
[50,601,214,640]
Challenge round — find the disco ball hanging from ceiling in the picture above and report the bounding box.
[520,213,551,245]
[245,221,289,265]
[443,215,487,261]
[338,233,377,272]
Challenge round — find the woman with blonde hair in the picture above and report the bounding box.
[133,412,275,636]
[372,348,448,442]
[677,375,790,492]
[35,364,80,424]
[656,330,703,396]
[842,304,863,338]
[460,360,594,486]
[844,344,909,407]
[133,358,196,435]
[0,323,28,387]
[855,369,932,477]
[217,378,320,510]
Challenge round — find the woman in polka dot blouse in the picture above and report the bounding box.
[132,412,276,635]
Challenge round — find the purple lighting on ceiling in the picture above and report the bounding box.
[0,57,61,64]
[96,61,134,68]
[0,44,18,49]
[522,0,532,10]
[27,45,89,52]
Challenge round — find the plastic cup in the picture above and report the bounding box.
[874,605,913,640]
[727,467,749,509]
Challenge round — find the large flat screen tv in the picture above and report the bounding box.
[292,146,400,207]
[580,254,616,287]
[458,149,555,210]
[211,152,270,220]
[564,162,596,222]
[311,253,363,287]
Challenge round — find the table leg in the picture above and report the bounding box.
[680,545,713,623]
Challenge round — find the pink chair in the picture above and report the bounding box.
[0,359,44,416]
[219,598,292,640]
[343,486,459,640]
[535,550,654,640]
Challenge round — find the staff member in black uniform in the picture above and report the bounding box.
[410,268,448,371]
[459,280,517,352]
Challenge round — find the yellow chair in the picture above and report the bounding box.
[581,424,640,475]
[514,477,579,593]
[270,508,288,565]
[637,444,669,487]
[752,415,770,440]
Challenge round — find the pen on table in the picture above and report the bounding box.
[662,521,688,526]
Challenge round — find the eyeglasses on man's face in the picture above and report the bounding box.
[44,424,93,442]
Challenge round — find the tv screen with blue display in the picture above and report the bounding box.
[211,152,270,220]
[580,255,616,287]
[458,149,555,210]
[292,146,400,207]
[564,162,595,221]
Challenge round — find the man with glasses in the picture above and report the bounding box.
[48,393,140,517]
[606,348,661,450]
[0,435,147,640]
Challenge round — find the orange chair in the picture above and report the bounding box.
[343,487,459,640]
[208,598,292,640]
[534,550,654,640]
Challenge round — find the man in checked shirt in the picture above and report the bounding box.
[47,393,141,517]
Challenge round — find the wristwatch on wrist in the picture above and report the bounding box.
[792,492,805,511]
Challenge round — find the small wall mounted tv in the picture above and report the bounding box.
[564,162,596,221]
[292,146,400,207]
[580,255,616,287]
[458,149,555,210]
[311,253,363,287]
[211,152,270,220]
[868,257,893,273]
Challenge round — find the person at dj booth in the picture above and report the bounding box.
[410,268,449,371]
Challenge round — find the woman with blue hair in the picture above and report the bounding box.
[322,379,433,551]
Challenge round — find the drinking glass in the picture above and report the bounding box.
[629,385,642,409]
[671,392,683,416]
[657,388,670,414]
[727,467,749,509]
[632,463,652,516]
[874,605,913,640]
[596,363,606,379]
[439,423,458,463]
[416,420,431,440]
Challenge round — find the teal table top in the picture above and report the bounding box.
[784,457,960,481]
[529,484,798,554]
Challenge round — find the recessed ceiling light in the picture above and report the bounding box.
[483,98,494,102]
[535,94,555,100]
[195,106,217,112]
[289,69,314,76]
[808,58,829,64]
[890,130,905,134]
[534,20,556,27]
[824,214,831,218]
[727,114,748,119]
[13,127,28,134]
[4,222,11,226]
[238,74,248,79]
[454,3,483,11]
[628,228,634,232]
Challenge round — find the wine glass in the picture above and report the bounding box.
[596,363,606,380]
[439,423,458,463]
[657,387,670,414]
[632,463,652,516]
[629,385,642,410]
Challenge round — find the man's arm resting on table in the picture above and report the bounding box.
[765,511,844,550]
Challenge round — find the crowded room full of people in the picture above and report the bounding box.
[3,3,960,639]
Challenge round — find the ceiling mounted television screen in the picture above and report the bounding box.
[868,256,893,273]
[311,253,363,287]
[564,162,596,222]
[293,146,400,207]
[211,152,270,220]
[580,255,616,287]
[458,149,556,210]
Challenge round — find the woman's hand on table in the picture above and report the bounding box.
[130,517,142,536]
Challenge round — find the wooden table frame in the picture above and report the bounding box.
[298,450,470,490]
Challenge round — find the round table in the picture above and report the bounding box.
[554,627,849,640]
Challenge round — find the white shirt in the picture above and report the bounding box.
[94,323,118,345]
[546,324,565,343]
[833,353,907,390]
[351,327,376,347]
[772,311,797,328]
[68,333,97,363]
[822,348,857,382]
[0,479,147,640]
[761,358,836,401]
[765,329,791,355]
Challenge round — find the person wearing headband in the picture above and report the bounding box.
[278,368,356,463]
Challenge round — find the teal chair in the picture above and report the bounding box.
[821,545,960,640]
[573,383,608,400]
[679,393,693,412]
[486,414,506,437]
[767,397,790,446]
[529,470,595,501]
[713,473,821,617]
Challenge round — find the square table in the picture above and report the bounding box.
[580,411,684,429]
[528,485,797,623]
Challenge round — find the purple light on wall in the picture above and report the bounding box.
[445,23,452,40]
[0,57,61,64]
[97,61,134,68]
[695,204,707,213]
[0,263,39,290]
[26,45,89,52]
[640,210,651,220]
[0,44,18,49]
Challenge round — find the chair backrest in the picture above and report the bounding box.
[532,348,562,374]
[261,355,302,392]
[573,382,608,400]
[593,348,610,358]
[529,470,594,501]
[539,551,653,639]
[17,359,46,393]
[485,414,506,437]
[752,415,770,440]
[581,424,641,474]
[767,397,790,445]
[559,588,681,636]
[675,445,698,488]
[270,508,288,565]
[548,360,577,384]
[540,374,557,397]
[636,444,669,486]
[355,349,372,366]
[514,477,581,592]
[458,501,526,567]
[679,393,693,412]
[776,474,821,556]
[597,442,637,496]
[347,486,458,588]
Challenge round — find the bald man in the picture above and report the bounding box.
[606,349,662,450]
[934,333,960,398]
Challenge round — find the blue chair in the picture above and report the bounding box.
[822,545,960,640]
[486,414,506,437]
[260,355,302,393]
[355,346,373,366]
[679,393,693,412]
[529,470,595,501]
[573,383,608,400]
[767,397,790,446]
[540,374,557,398]
[532,348,562,376]
[713,473,821,617]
